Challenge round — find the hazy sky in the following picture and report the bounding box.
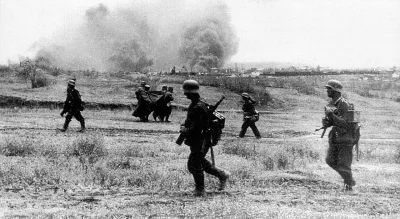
[1,0,399,69]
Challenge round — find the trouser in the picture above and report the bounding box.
[187,146,225,191]
[239,119,261,138]
[64,110,85,129]
[165,105,172,121]
[325,142,355,185]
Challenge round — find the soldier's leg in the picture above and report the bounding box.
[249,122,261,138]
[74,111,85,132]
[188,152,205,196]
[337,144,355,188]
[201,156,230,191]
[153,111,158,121]
[239,120,250,137]
[60,113,73,131]
[165,106,172,122]
[325,142,339,171]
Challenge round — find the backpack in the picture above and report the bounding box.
[201,100,226,146]
[209,111,225,146]
[345,103,361,144]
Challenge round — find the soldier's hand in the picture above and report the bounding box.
[179,126,188,133]
[322,118,330,127]
[326,109,334,118]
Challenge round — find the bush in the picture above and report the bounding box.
[33,72,54,88]
[259,144,320,171]
[222,141,256,158]
[1,137,37,157]
[65,133,107,165]
[395,146,400,164]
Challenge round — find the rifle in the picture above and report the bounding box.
[204,96,225,166]
[315,106,330,138]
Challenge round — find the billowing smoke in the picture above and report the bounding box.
[34,0,238,72]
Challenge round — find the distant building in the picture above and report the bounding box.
[210,68,220,74]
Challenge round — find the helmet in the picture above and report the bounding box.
[325,80,343,93]
[183,80,199,94]
[241,92,250,99]
[167,86,174,92]
[140,81,146,87]
[68,80,75,86]
[161,85,168,91]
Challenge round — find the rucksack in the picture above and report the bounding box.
[201,100,226,146]
[345,103,361,145]
[209,111,225,146]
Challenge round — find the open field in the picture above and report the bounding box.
[1,72,400,218]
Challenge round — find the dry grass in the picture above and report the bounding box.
[0,73,400,218]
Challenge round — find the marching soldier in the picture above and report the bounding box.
[179,80,230,196]
[153,85,174,122]
[165,86,174,122]
[238,93,261,139]
[323,79,356,191]
[59,80,85,132]
[133,82,151,122]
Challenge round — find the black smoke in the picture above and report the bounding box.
[34,0,238,72]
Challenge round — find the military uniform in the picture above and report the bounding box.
[180,80,229,196]
[153,86,174,122]
[60,80,85,132]
[133,83,151,122]
[239,93,261,138]
[324,80,356,190]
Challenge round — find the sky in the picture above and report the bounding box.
[0,0,399,69]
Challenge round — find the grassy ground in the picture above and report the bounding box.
[0,73,400,218]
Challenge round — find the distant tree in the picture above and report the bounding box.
[18,57,50,88]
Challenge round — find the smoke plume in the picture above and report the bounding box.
[34,0,238,72]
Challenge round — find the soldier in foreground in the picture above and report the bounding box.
[59,80,85,132]
[238,93,261,139]
[323,79,356,191]
[178,80,230,196]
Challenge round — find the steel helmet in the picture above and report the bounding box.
[67,80,75,86]
[325,80,343,93]
[241,92,250,99]
[183,80,199,94]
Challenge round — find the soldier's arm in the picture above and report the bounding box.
[184,105,206,135]
[330,101,350,129]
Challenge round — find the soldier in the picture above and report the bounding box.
[153,85,174,122]
[179,79,230,196]
[59,80,85,132]
[165,86,174,122]
[133,82,151,122]
[323,79,356,191]
[238,93,261,139]
[161,85,168,93]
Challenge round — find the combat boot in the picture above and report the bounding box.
[58,120,70,132]
[344,179,356,191]
[193,188,206,197]
[218,170,230,191]
[77,120,85,133]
